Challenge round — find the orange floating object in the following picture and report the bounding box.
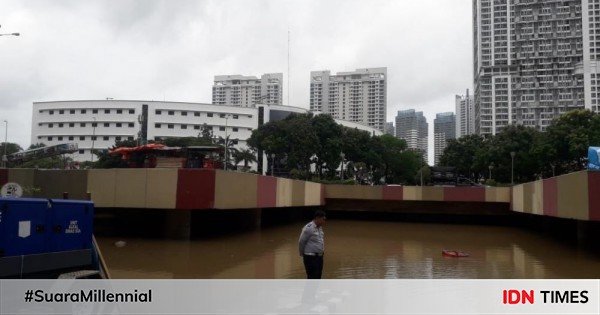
[442,250,469,257]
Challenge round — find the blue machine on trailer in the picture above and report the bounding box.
[0,197,98,278]
[589,147,600,170]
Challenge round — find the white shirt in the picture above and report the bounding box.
[298,221,324,256]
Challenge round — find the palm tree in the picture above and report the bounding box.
[217,135,238,169]
[233,148,257,171]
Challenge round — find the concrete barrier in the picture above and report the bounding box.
[0,168,596,223]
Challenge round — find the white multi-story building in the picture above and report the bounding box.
[395,109,428,163]
[31,100,256,163]
[433,112,456,166]
[31,100,381,173]
[455,89,475,138]
[309,68,387,131]
[473,0,600,135]
[212,73,282,107]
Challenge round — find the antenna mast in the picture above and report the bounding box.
[287,25,291,106]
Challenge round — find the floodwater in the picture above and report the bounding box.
[96,220,600,279]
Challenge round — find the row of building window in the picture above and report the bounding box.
[42,109,136,115]
[154,124,244,132]
[40,108,254,120]
[40,135,243,145]
[42,122,135,128]
[154,110,250,119]
[42,122,251,131]
[39,135,134,142]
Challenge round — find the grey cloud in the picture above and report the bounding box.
[1,0,473,162]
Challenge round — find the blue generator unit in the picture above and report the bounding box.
[0,197,95,278]
[0,198,49,257]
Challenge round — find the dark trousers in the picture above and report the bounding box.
[303,254,324,279]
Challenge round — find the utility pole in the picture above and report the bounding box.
[2,120,7,168]
[91,117,96,162]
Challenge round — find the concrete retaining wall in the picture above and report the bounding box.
[0,168,597,222]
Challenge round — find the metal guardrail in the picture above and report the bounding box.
[92,235,111,279]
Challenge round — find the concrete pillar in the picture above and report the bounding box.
[164,210,192,239]
[576,221,599,249]
[237,208,262,230]
[252,208,262,229]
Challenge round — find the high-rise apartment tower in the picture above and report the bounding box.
[456,89,475,138]
[395,109,428,163]
[473,0,600,135]
[434,112,456,166]
[310,68,387,131]
[212,73,283,107]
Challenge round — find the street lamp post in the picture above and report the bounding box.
[420,156,424,187]
[224,114,231,170]
[90,117,96,162]
[2,120,7,168]
[358,166,363,184]
[510,151,516,185]
[340,152,345,180]
[270,153,275,176]
[488,163,494,181]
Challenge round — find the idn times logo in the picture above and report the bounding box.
[503,289,589,304]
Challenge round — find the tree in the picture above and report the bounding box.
[247,113,423,183]
[248,120,288,155]
[415,163,431,186]
[377,134,420,184]
[486,124,541,183]
[395,149,422,184]
[1,142,23,167]
[283,114,319,178]
[233,148,257,171]
[311,114,343,178]
[438,110,600,183]
[217,135,239,169]
[93,139,138,169]
[341,128,381,179]
[439,134,488,181]
[18,143,62,169]
[199,123,215,144]
[20,156,72,169]
[248,113,318,179]
[543,109,600,175]
[0,142,23,156]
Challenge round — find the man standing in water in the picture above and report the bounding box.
[298,210,326,279]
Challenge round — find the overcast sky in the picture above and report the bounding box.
[1,0,472,163]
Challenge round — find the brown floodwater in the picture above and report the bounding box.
[96,220,600,279]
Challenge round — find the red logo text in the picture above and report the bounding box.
[503,290,534,304]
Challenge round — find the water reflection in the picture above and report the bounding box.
[96,220,600,279]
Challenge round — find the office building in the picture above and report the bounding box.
[212,73,282,107]
[473,0,599,135]
[434,112,456,166]
[385,122,395,135]
[455,89,475,138]
[310,68,387,131]
[395,109,428,163]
